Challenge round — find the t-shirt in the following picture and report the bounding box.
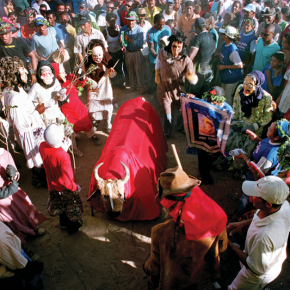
[190,31,216,73]
[53,22,70,45]
[31,27,59,59]
[21,23,38,41]
[147,25,171,64]
[262,64,284,95]
[253,38,280,72]
[0,37,31,68]
[31,0,50,14]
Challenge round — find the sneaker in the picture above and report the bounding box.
[35,227,46,236]
[91,135,102,146]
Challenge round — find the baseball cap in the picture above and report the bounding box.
[79,1,88,8]
[76,11,91,24]
[35,16,48,26]
[243,4,256,12]
[166,0,174,3]
[242,176,289,205]
[124,11,138,20]
[195,17,206,28]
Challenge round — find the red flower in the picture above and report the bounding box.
[210,90,216,95]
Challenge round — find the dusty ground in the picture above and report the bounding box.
[11,87,290,290]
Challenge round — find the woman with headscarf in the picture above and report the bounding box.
[155,31,197,137]
[226,70,274,158]
[1,56,46,187]
[85,39,116,135]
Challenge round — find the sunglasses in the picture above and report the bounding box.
[261,32,270,36]
[126,4,132,7]
[107,6,114,9]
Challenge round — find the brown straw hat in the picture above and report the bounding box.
[160,167,201,196]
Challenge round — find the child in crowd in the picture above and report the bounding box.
[236,18,257,61]
[262,51,285,101]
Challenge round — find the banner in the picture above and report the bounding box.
[181,94,233,155]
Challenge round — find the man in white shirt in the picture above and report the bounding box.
[97,1,121,30]
[227,176,290,290]
[74,14,108,68]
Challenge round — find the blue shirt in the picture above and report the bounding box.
[247,138,280,179]
[120,24,144,52]
[53,22,70,44]
[210,28,219,49]
[147,25,171,64]
[31,27,59,59]
[262,64,284,94]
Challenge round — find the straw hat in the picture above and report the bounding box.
[52,48,70,64]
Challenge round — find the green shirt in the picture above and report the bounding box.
[12,0,29,12]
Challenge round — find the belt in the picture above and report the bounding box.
[126,49,140,52]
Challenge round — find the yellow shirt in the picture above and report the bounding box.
[178,13,199,41]
[145,6,162,25]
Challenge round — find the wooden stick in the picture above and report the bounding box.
[112,59,119,69]
[37,98,48,127]
[171,144,183,170]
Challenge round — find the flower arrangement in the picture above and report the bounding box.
[202,89,226,104]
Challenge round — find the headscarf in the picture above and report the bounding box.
[36,60,56,89]
[239,70,265,118]
[277,119,290,140]
[44,124,64,148]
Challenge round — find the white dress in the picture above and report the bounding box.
[28,80,65,123]
[87,65,113,129]
[7,88,45,169]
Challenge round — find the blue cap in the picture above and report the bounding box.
[166,0,174,3]
[35,16,48,27]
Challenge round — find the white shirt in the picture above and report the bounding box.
[245,201,290,278]
[31,0,50,14]
[0,222,27,279]
[97,12,121,27]
[86,0,99,10]
[74,28,108,57]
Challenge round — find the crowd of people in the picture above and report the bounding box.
[1,0,290,289]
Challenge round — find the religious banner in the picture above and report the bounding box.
[181,94,233,155]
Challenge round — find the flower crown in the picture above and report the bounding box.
[202,89,226,104]
[0,23,12,33]
[20,9,35,17]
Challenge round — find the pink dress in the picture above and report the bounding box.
[0,149,47,244]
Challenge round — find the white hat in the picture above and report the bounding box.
[220,26,238,39]
[243,4,256,12]
[44,124,64,148]
[242,176,289,205]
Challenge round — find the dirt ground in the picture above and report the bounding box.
[11,87,290,290]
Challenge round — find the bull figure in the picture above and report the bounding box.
[94,162,130,216]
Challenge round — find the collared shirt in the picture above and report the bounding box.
[147,25,171,63]
[245,201,290,277]
[144,6,162,25]
[74,28,108,57]
[120,24,144,51]
[178,13,199,41]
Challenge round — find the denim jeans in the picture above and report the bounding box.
[109,50,125,87]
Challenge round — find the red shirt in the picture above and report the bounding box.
[39,142,77,192]
[200,2,213,16]
[121,10,128,26]
[21,23,38,41]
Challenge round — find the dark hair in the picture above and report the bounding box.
[154,13,165,24]
[185,1,194,7]
[264,0,275,8]
[261,197,282,209]
[210,11,217,20]
[284,32,290,45]
[65,3,72,9]
[243,51,253,62]
[0,56,24,88]
[272,51,285,62]
[85,39,106,69]
[106,12,117,22]
[233,0,242,8]
[8,12,17,18]
[165,19,174,26]
[264,23,275,34]
[57,1,65,7]
[59,11,69,18]
[40,4,47,9]
[46,10,56,17]
[202,12,212,20]
[281,7,290,15]
[164,31,188,54]
[275,10,282,21]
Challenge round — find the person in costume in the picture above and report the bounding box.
[197,86,233,184]
[39,124,83,233]
[51,63,102,156]
[85,39,116,134]
[233,119,289,219]
[0,148,47,244]
[227,176,290,290]
[144,166,228,290]
[226,70,274,159]
[0,56,47,187]
[0,221,44,290]
[155,31,197,137]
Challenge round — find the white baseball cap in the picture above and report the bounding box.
[242,176,289,205]
[243,4,256,12]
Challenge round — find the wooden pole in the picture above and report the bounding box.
[171,144,183,170]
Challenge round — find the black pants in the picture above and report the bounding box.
[59,212,81,233]
[198,149,214,181]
